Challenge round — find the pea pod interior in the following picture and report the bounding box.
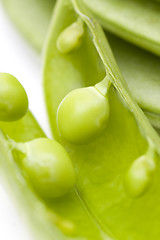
[0,130,106,240]
[0,111,45,142]
[43,0,160,239]
[3,0,160,129]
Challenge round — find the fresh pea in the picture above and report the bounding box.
[57,77,110,144]
[125,142,156,197]
[57,17,84,54]
[43,0,160,239]
[11,137,76,198]
[0,73,28,121]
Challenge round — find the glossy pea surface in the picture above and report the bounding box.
[57,87,109,144]
[0,73,28,121]
[23,138,75,198]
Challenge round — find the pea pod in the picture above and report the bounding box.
[43,0,160,239]
[0,75,106,239]
[3,0,160,56]
[0,130,106,240]
[3,0,160,131]
[107,33,160,128]
[82,0,160,56]
[0,111,45,142]
[1,0,55,51]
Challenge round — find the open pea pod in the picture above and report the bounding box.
[3,0,160,130]
[3,0,160,57]
[0,72,44,141]
[82,0,160,56]
[0,74,105,239]
[43,0,160,239]
[1,0,55,51]
[0,129,107,240]
[0,111,45,141]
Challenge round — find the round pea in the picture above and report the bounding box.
[0,73,28,121]
[22,138,75,198]
[57,86,109,144]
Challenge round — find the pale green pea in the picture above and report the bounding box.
[125,149,156,197]
[12,138,76,198]
[57,86,109,144]
[57,17,84,54]
[0,73,28,121]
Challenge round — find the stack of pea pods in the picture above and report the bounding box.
[1,0,160,239]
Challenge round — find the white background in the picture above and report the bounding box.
[0,2,51,239]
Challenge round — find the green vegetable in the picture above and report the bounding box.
[0,122,107,240]
[57,17,84,54]
[10,137,75,198]
[0,72,75,198]
[57,77,110,144]
[125,142,156,197]
[1,0,160,239]
[0,83,105,238]
[3,0,160,130]
[0,111,45,142]
[43,0,160,239]
[82,0,160,56]
[2,0,55,51]
[0,73,28,122]
[107,33,160,122]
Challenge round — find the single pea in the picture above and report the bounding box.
[13,138,76,198]
[0,73,28,121]
[57,18,84,54]
[125,155,155,197]
[57,86,109,144]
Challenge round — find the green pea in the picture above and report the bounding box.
[125,152,156,197]
[14,138,76,198]
[57,18,84,54]
[57,86,109,144]
[0,73,28,121]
